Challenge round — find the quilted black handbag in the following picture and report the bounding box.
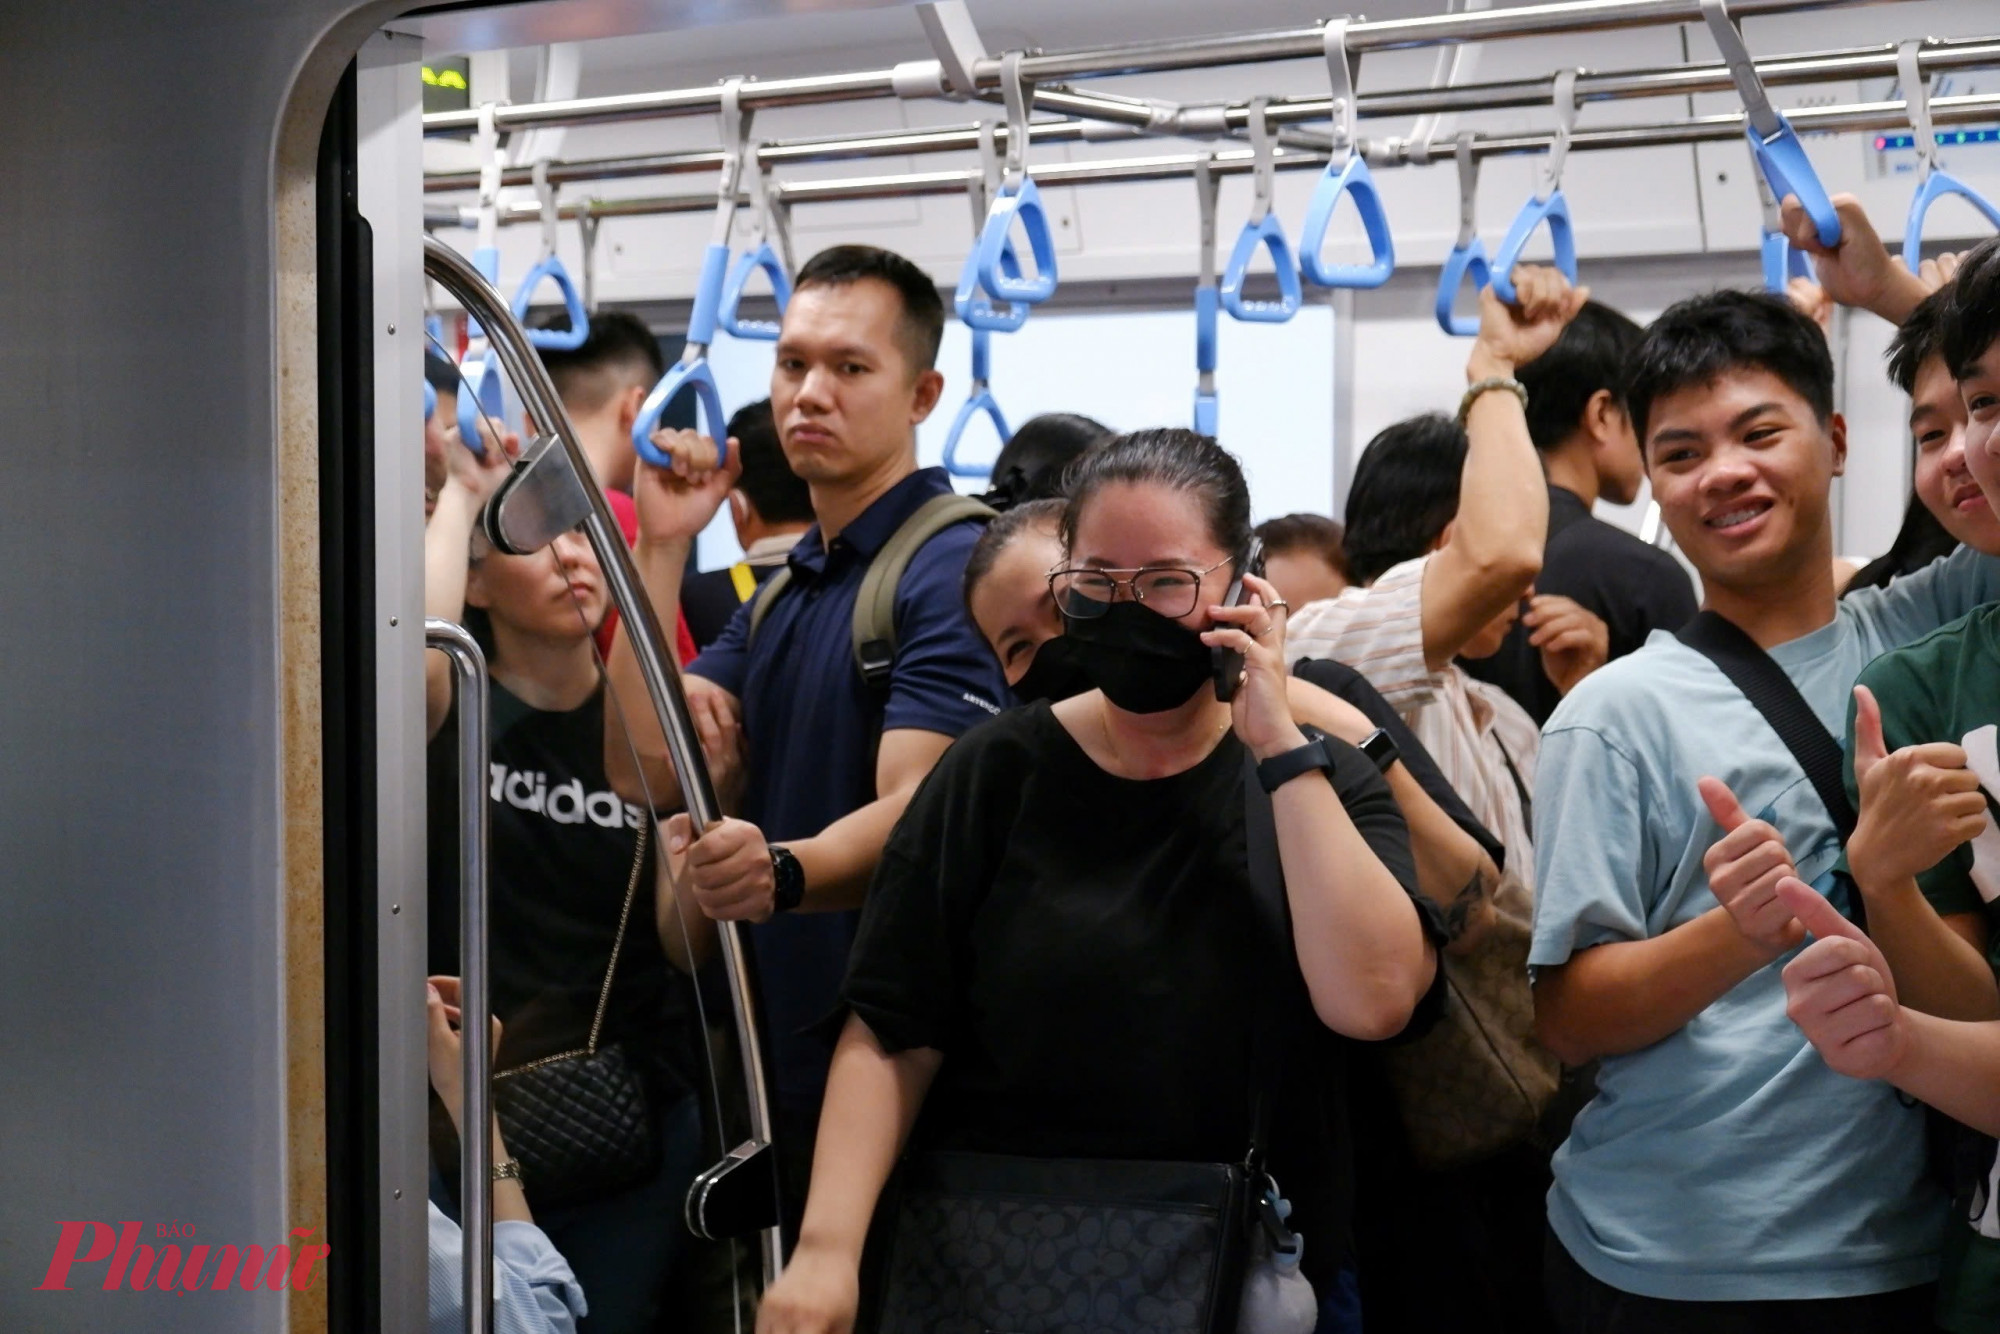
[489,819,662,1211]
[858,753,1302,1334]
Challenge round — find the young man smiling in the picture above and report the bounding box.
[1529,285,2000,1330]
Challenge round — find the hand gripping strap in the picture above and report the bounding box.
[719,241,793,341]
[632,358,727,469]
[1298,154,1396,289]
[1487,192,1577,304]
[1435,238,1493,337]
[515,255,591,350]
[1221,214,1304,323]
[456,348,505,459]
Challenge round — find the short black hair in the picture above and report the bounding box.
[963,497,1065,611]
[534,310,665,412]
[728,398,813,527]
[1060,428,1253,565]
[1341,413,1466,587]
[1254,512,1347,578]
[1887,287,1952,396]
[1943,235,2000,380]
[1626,290,1834,443]
[1517,300,1644,451]
[792,244,946,373]
[984,412,1112,510]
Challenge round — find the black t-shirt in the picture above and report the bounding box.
[1292,656,1506,870]
[427,679,697,1096]
[681,562,780,652]
[843,701,1442,1277]
[1461,484,1699,726]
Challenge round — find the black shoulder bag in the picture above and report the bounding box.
[857,753,1299,1334]
[1677,610,1865,931]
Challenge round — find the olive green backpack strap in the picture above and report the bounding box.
[851,493,996,691]
[744,565,793,650]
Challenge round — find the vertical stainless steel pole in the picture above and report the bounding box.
[426,620,492,1334]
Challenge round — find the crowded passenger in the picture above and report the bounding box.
[1528,255,2000,1326]
[677,398,814,650]
[977,409,1110,509]
[602,244,1012,1241]
[1459,301,1698,725]
[756,427,1443,1334]
[1255,512,1350,608]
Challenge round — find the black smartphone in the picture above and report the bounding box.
[1212,536,1266,703]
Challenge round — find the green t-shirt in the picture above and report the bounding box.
[1846,601,2000,1333]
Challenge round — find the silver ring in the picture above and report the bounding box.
[1268,599,1290,614]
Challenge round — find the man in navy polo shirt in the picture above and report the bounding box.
[604,244,1008,1232]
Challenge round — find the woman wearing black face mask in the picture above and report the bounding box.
[757,429,1446,1334]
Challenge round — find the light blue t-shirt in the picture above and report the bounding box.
[1531,545,2000,1301]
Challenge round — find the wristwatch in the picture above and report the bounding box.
[492,1158,524,1184]
[1358,727,1400,775]
[1256,735,1337,795]
[770,844,806,914]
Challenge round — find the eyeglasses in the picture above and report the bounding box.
[1048,557,1233,621]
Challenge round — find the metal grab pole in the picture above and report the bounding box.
[426,620,492,1334]
[422,236,784,1286]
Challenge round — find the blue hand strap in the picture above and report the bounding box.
[1761,229,1812,293]
[1195,283,1219,376]
[1487,193,1577,304]
[465,245,502,340]
[955,234,1029,334]
[976,176,1059,306]
[1193,390,1219,439]
[424,378,437,423]
[1903,170,2000,272]
[1747,122,1840,249]
[719,241,792,341]
[632,359,727,470]
[455,348,505,459]
[1221,214,1303,323]
[514,255,590,350]
[943,374,1011,481]
[684,242,730,349]
[1299,155,1396,289]
[1435,238,1493,337]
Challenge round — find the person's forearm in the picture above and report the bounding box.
[603,536,690,809]
[492,1125,533,1224]
[1454,351,1549,599]
[1533,906,1778,1064]
[793,1018,941,1263]
[1863,267,1932,326]
[425,485,482,738]
[1272,775,1434,1039]
[1886,1011,2000,1136]
[1853,874,2000,1021]
[1385,764,1497,955]
[792,787,920,913]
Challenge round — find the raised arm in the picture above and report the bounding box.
[1779,193,1935,326]
[425,424,519,740]
[1420,266,1586,671]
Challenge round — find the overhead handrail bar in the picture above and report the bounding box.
[1436,132,1494,335]
[1220,98,1304,321]
[1300,19,1396,288]
[1702,0,1842,247]
[973,52,1060,306]
[514,159,591,350]
[427,621,493,1334]
[431,90,2000,230]
[944,120,1018,479]
[458,103,508,457]
[1488,68,1580,303]
[423,234,785,1287]
[717,97,794,342]
[1755,165,1811,292]
[420,0,1891,137]
[631,79,750,470]
[1897,39,2000,270]
[1193,154,1222,437]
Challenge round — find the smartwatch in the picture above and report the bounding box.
[1358,727,1400,775]
[769,844,806,914]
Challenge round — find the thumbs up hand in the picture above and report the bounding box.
[1846,685,1989,892]
[1778,877,1908,1082]
[1699,776,1806,955]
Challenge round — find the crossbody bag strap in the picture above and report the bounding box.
[1676,610,1857,839]
[850,493,996,691]
[744,564,792,650]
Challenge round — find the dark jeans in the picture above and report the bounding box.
[1543,1228,1938,1334]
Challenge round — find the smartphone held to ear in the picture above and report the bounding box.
[1212,537,1266,703]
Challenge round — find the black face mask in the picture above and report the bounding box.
[1062,600,1215,714]
[1010,634,1096,705]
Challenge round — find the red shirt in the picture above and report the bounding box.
[598,489,698,666]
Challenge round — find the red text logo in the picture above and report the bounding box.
[36,1222,330,1293]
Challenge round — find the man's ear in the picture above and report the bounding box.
[909,367,947,425]
[1583,388,1622,448]
[463,559,493,610]
[615,382,646,437]
[1828,411,1849,479]
[729,489,752,531]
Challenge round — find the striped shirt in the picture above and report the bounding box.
[1286,553,1539,886]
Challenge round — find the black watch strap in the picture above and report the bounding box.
[1358,727,1399,774]
[1256,736,1336,794]
[770,844,806,913]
